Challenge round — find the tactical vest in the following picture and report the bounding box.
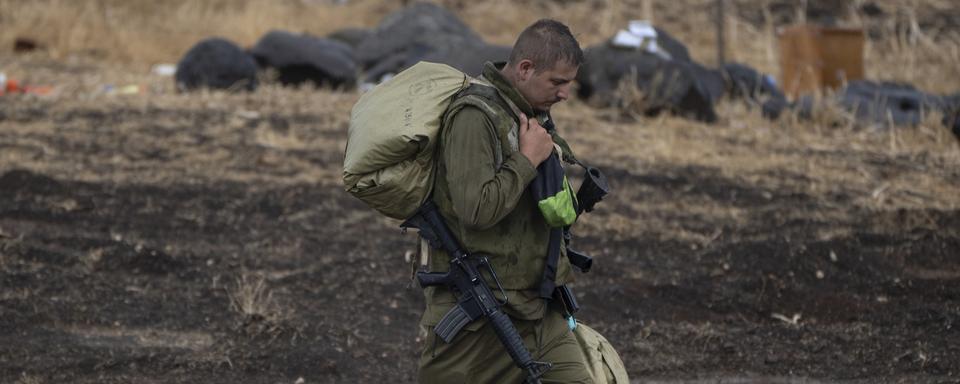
[428,80,575,290]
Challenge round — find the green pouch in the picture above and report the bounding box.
[537,176,577,227]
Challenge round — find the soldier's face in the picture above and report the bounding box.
[515,60,578,112]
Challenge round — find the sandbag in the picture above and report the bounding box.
[343,62,472,219]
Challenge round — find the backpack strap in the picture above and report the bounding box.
[442,82,520,169]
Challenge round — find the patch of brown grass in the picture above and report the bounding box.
[0,0,389,67]
[227,272,291,337]
[552,77,960,243]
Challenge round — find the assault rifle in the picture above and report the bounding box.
[402,201,552,384]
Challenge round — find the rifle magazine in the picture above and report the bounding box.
[434,304,473,343]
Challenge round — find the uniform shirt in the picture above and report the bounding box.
[421,62,575,328]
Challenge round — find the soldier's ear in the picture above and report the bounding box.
[517,59,535,82]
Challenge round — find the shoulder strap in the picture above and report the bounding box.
[452,82,518,123]
[443,83,520,169]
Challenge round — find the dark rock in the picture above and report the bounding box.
[175,37,258,92]
[251,30,357,89]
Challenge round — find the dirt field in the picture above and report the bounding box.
[2,1,960,383]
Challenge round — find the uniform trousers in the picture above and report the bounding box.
[418,306,594,384]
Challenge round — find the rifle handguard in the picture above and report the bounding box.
[488,310,552,382]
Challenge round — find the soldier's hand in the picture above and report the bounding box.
[518,113,554,167]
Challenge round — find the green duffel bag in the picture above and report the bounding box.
[574,322,631,383]
[343,62,475,219]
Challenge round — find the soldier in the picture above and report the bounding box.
[418,19,594,383]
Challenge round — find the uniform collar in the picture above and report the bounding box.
[482,62,576,163]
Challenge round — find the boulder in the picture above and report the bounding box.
[175,38,258,91]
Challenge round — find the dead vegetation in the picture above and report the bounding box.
[227,273,284,329]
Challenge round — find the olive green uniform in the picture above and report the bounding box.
[418,62,592,384]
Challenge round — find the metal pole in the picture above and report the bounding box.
[717,0,726,66]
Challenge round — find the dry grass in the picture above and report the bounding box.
[0,70,357,186]
[552,84,959,243]
[227,272,290,336]
[228,273,275,318]
[1,0,958,90]
[0,0,389,68]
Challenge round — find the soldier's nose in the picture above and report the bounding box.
[557,84,572,101]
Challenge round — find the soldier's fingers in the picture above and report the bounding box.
[519,113,528,132]
[528,117,542,130]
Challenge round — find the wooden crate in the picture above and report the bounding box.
[778,24,865,99]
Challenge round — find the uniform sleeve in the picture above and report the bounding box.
[443,106,537,230]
